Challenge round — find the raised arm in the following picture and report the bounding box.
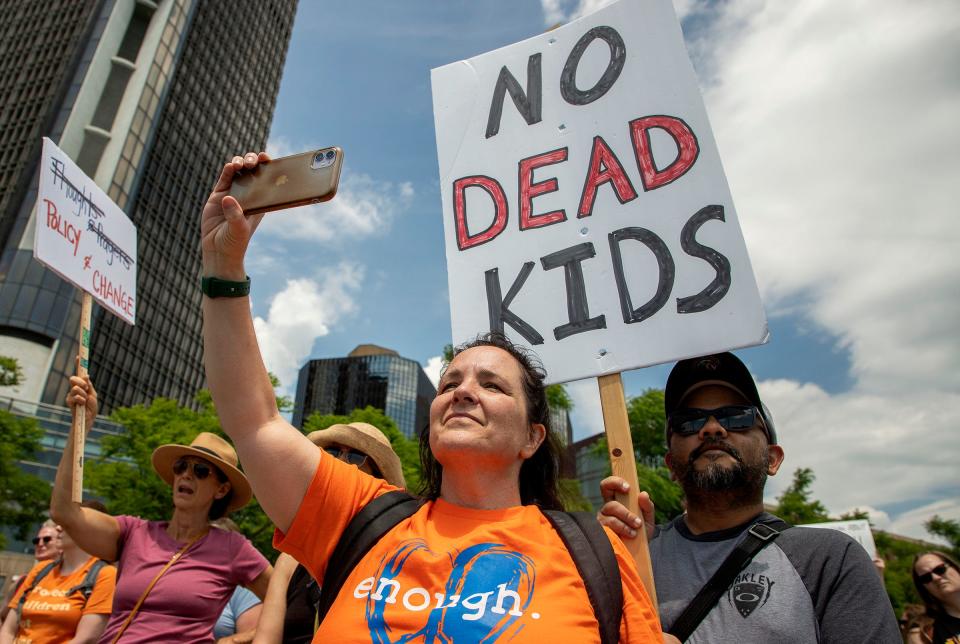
[50,375,121,561]
[251,552,301,644]
[201,152,319,532]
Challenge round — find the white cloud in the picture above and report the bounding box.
[256,138,415,243]
[252,263,364,390]
[886,498,960,545]
[423,355,444,388]
[540,0,700,26]
[564,0,960,531]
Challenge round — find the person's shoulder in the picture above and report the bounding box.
[91,558,117,582]
[779,523,863,553]
[114,514,151,532]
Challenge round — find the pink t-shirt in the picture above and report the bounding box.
[98,516,268,643]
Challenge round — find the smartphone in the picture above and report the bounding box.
[228,147,343,215]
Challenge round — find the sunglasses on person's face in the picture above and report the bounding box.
[172,458,215,480]
[668,405,763,436]
[918,563,951,585]
[324,447,369,468]
[32,536,54,546]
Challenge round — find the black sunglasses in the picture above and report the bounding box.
[918,563,950,585]
[668,405,763,436]
[32,536,54,546]
[324,447,369,468]
[172,458,216,480]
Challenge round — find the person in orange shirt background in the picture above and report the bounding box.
[0,501,116,644]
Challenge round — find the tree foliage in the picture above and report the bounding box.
[0,410,50,548]
[774,467,831,525]
[636,464,684,524]
[626,389,667,461]
[0,356,24,388]
[303,406,422,493]
[925,515,960,556]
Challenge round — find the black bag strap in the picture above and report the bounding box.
[316,491,420,624]
[66,559,109,600]
[542,510,622,644]
[669,518,791,641]
[16,560,58,622]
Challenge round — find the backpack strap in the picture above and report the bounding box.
[669,518,791,641]
[15,560,58,622]
[542,510,622,644]
[66,559,109,600]
[315,491,420,625]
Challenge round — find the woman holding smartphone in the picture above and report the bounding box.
[200,152,664,643]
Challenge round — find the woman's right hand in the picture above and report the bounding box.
[66,369,98,423]
[200,152,270,280]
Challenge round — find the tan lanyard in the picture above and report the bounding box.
[109,532,203,644]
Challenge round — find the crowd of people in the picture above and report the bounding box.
[2,152,956,643]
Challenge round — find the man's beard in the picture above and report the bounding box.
[673,438,769,509]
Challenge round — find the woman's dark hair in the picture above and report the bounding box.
[207,464,233,520]
[912,550,960,617]
[418,332,563,511]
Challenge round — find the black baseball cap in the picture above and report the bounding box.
[664,352,777,444]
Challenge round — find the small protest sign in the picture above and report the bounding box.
[431,0,767,384]
[35,137,137,325]
[799,520,878,560]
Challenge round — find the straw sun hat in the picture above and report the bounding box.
[151,432,253,513]
[306,422,405,488]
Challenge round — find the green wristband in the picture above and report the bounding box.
[201,275,250,298]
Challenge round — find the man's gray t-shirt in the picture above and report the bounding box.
[649,513,900,643]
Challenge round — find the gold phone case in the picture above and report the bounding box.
[229,147,343,215]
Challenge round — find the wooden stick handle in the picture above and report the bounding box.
[598,372,658,612]
[70,293,93,503]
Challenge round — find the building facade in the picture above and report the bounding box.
[0,0,298,413]
[293,344,436,439]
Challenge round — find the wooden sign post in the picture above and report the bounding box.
[432,0,769,611]
[34,137,137,503]
[71,293,93,502]
[598,372,657,609]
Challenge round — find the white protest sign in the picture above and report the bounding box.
[431,0,767,384]
[35,138,137,325]
[799,520,877,560]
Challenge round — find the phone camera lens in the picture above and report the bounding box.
[314,152,324,164]
[325,150,335,160]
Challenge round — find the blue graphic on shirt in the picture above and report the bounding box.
[365,539,536,642]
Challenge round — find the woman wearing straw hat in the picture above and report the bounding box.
[253,422,405,644]
[50,377,271,643]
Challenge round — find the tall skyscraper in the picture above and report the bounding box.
[293,344,437,439]
[0,0,298,413]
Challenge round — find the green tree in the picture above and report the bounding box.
[774,467,831,525]
[303,406,422,493]
[0,410,50,548]
[636,464,684,524]
[925,515,960,555]
[0,356,24,387]
[626,389,667,461]
[558,478,593,512]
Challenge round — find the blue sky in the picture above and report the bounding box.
[246,0,959,541]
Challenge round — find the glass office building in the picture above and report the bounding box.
[0,0,297,413]
[293,345,436,439]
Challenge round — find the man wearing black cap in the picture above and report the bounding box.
[602,352,899,643]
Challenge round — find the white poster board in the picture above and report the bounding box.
[34,138,137,325]
[799,520,877,560]
[431,0,767,384]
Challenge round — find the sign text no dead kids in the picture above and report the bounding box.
[432,0,766,384]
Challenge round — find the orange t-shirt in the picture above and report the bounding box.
[275,454,661,643]
[7,556,116,644]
